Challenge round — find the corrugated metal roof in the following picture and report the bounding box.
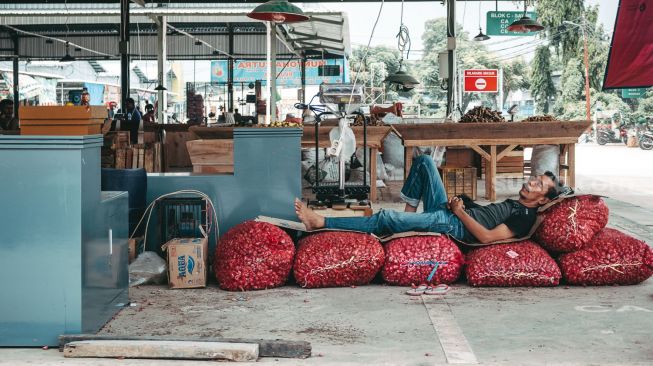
[0,4,349,61]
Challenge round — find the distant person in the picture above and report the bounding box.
[108,101,117,119]
[233,108,242,124]
[117,98,141,144]
[80,88,91,106]
[142,104,156,126]
[0,99,19,131]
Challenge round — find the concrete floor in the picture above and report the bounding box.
[2,144,653,365]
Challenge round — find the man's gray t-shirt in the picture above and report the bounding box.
[463,199,537,242]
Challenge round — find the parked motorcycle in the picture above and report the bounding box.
[639,130,653,150]
[596,124,628,145]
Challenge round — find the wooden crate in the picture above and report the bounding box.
[20,106,106,136]
[186,139,234,174]
[439,166,477,200]
[481,149,525,178]
[164,131,194,170]
[114,143,162,172]
[444,147,475,167]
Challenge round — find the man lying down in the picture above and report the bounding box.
[295,155,564,244]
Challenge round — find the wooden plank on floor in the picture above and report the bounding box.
[63,340,258,362]
[58,334,311,359]
[422,298,478,364]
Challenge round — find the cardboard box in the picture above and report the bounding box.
[162,237,208,289]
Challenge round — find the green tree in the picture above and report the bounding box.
[501,59,531,107]
[530,46,556,114]
[349,46,400,90]
[560,58,584,105]
[536,0,584,63]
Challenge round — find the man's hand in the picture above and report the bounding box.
[448,196,465,214]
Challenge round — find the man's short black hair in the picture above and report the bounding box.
[543,171,564,200]
[126,97,135,104]
[0,99,14,109]
[145,104,154,111]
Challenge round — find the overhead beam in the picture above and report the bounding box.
[291,34,343,44]
[8,0,520,3]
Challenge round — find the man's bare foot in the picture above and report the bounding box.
[294,198,325,231]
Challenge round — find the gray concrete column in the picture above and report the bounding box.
[157,16,167,123]
[270,23,277,122]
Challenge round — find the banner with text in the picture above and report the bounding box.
[210,59,348,86]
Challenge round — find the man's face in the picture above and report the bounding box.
[126,101,135,111]
[519,174,555,205]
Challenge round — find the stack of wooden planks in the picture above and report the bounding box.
[482,149,524,178]
[115,143,163,172]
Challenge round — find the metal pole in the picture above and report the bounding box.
[270,23,277,123]
[265,22,271,125]
[120,0,130,111]
[12,33,19,117]
[582,20,591,122]
[446,0,456,117]
[157,16,167,123]
[498,67,504,112]
[228,23,234,112]
[300,57,306,103]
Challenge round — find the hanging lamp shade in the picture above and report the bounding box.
[507,15,544,33]
[473,28,491,41]
[155,84,167,91]
[247,0,309,23]
[385,64,420,90]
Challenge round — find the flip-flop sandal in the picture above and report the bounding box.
[423,284,450,296]
[406,283,428,296]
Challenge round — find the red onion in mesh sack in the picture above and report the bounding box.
[559,228,653,286]
[213,221,295,291]
[381,235,464,286]
[534,195,609,253]
[465,241,561,287]
[293,231,384,288]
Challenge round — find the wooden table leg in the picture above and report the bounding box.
[486,145,497,201]
[404,146,413,180]
[567,143,576,188]
[369,147,378,202]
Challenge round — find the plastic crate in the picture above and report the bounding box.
[439,166,477,200]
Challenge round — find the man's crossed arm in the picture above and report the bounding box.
[448,196,515,244]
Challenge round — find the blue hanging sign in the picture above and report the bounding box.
[210,58,348,86]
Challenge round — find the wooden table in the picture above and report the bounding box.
[392,121,591,201]
[302,126,392,202]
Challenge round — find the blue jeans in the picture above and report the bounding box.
[324,155,467,240]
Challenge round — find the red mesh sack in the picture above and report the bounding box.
[381,235,464,286]
[559,228,653,286]
[465,241,561,287]
[534,196,609,253]
[213,221,295,291]
[293,231,384,288]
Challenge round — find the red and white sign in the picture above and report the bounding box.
[464,69,499,93]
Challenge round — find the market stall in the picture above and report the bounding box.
[392,121,591,201]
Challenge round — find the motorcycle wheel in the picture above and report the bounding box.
[640,136,653,150]
[597,135,608,145]
[622,136,628,145]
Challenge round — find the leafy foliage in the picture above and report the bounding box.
[530,46,555,114]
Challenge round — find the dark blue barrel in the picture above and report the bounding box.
[101,168,147,236]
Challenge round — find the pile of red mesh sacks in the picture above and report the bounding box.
[293,231,385,288]
[213,221,295,291]
[382,235,464,286]
[559,228,653,285]
[465,241,561,287]
[534,196,609,253]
